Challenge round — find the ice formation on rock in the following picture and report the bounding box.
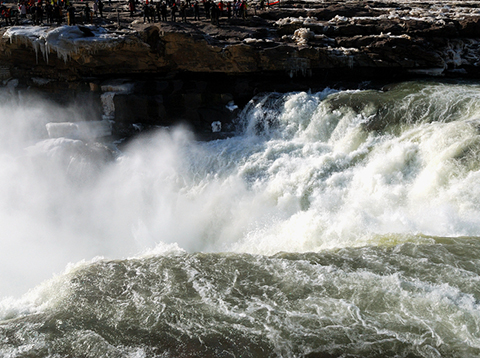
[211,121,221,132]
[275,16,319,26]
[292,28,314,45]
[100,80,134,121]
[285,52,311,77]
[101,92,116,121]
[3,25,125,63]
[46,120,112,140]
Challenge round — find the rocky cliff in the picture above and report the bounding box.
[1,0,480,137]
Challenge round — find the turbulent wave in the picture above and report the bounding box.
[1,81,480,357]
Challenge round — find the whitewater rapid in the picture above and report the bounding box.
[0,80,479,357]
[1,80,480,295]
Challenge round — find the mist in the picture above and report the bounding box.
[3,82,480,299]
[0,89,253,298]
[0,90,168,297]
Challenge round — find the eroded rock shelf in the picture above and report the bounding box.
[1,0,480,137]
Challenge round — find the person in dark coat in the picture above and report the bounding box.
[170,1,176,21]
[84,3,91,23]
[213,2,218,23]
[67,3,75,24]
[193,0,199,19]
[179,1,187,21]
[204,0,210,19]
[160,1,167,20]
[98,0,104,17]
[128,0,135,17]
[54,3,62,24]
[34,4,43,25]
[142,2,151,22]
[45,2,53,23]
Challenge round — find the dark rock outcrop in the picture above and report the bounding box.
[1,0,479,137]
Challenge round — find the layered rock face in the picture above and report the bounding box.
[3,0,480,79]
[1,0,480,136]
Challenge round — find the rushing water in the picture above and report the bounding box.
[1,81,480,357]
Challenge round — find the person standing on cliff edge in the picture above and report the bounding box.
[67,3,75,24]
[129,0,135,17]
[180,1,187,21]
[98,0,103,17]
[240,0,246,19]
[170,1,176,21]
[19,2,26,19]
[83,2,91,23]
[53,3,63,24]
[34,3,43,25]
[143,1,151,22]
[1,5,12,26]
[160,1,167,20]
[0,4,5,25]
[204,0,210,19]
[193,0,199,19]
[45,2,52,23]
[93,0,98,17]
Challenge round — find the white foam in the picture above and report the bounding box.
[1,83,480,297]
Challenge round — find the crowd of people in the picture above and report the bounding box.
[136,0,249,24]
[0,0,105,27]
[0,0,261,28]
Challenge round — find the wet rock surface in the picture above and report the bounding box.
[1,0,480,137]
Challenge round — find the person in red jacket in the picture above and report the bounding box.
[2,6,12,26]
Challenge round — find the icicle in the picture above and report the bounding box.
[2,26,125,66]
